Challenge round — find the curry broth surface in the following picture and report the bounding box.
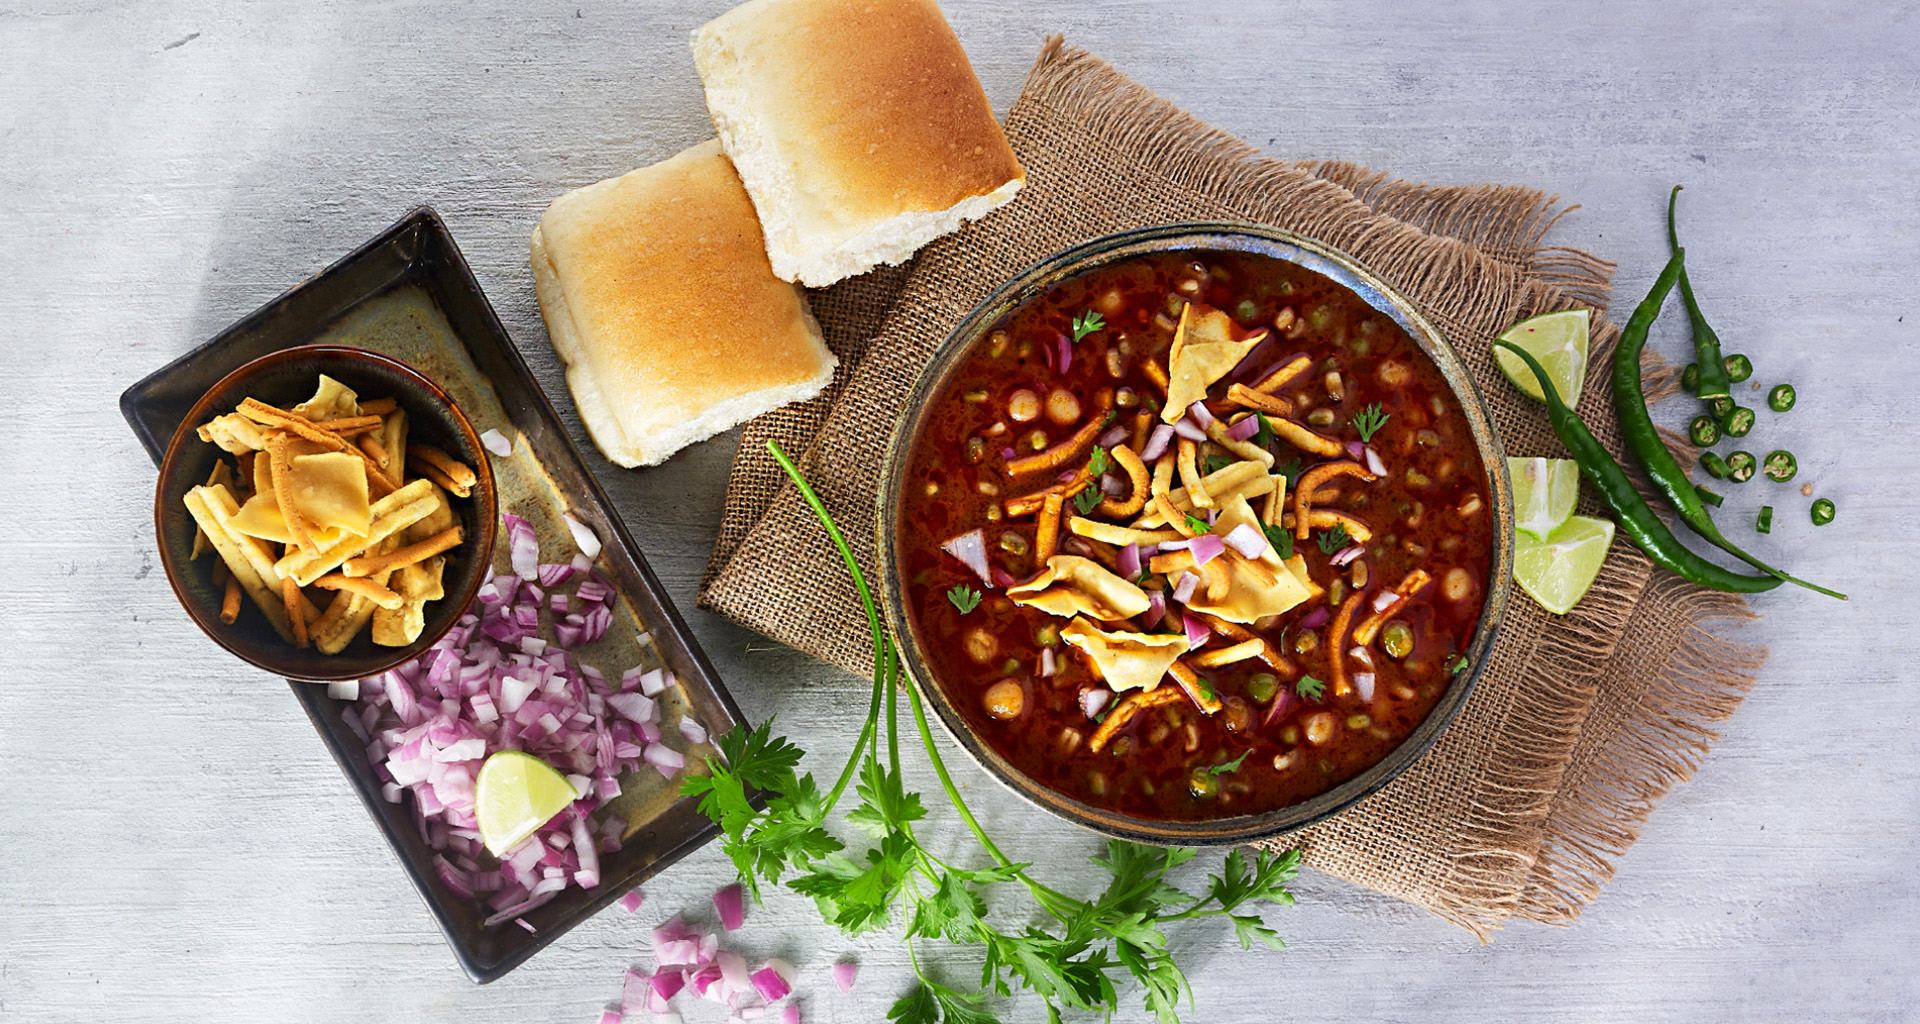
[899,251,1492,821]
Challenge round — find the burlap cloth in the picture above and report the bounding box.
[697,40,1767,935]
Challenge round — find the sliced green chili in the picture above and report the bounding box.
[1498,339,1783,596]
[1757,505,1773,533]
[1709,396,1735,419]
[1762,450,1797,482]
[1769,384,1796,412]
[1682,362,1700,391]
[1721,405,1755,437]
[1700,451,1731,479]
[1689,415,1722,446]
[1811,498,1836,525]
[1727,451,1756,482]
[1597,252,1844,599]
[1669,186,1732,400]
[1696,484,1725,507]
[1723,353,1753,383]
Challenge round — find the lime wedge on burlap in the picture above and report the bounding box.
[476,751,578,855]
[1495,308,1590,403]
[1508,456,1581,541]
[1514,515,1615,615]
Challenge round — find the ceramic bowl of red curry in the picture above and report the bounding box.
[877,223,1514,846]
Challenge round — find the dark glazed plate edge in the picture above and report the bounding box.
[876,221,1514,847]
[120,207,745,981]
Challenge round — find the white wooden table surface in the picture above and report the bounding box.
[4,2,1916,1021]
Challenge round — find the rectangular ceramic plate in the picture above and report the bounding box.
[121,207,744,982]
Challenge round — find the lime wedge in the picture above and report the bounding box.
[475,751,579,856]
[1507,456,1581,541]
[1495,308,1590,404]
[1513,515,1615,615]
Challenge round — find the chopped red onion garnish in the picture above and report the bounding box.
[990,566,1018,588]
[1172,571,1200,604]
[1263,686,1298,726]
[1116,543,1141,579]
[1372,591,1400,613]
[1222,523,1268,560]
[564,514,602,559]
[1182,612,1210,649]
[1354,671,1377,702]
[713,882,745,930]
[1057,333,1072,373]
[537,561,574,587]
[1141,590,1167,629]
[1226,415,1261,442]
[1346,441,1366,460]
[1188,532,1226,566]
[597,1009,621,1024]
[679,718,708,745]
[1298,605,1332,629]
[620,890,645,913]
[1158,538,1189,551]
[328,679,359,701]
[1329,544,1364,567]
[1097,424,1130,448]
[480,428,512,457]
[939,529,992,586]
[1140,423,1175,461]
[1039,646,1056,678]
[644,743,685,778]
[749,967,791,1003]
[1349,646,1375,669]
[832,961,859,993]
[1186,402,1216,429]
[782,1003,801,1024]
[1000,446,1017,459]
[1171,417,1207,442]
[1080,687,1112,720]
[504,512,539,579]
[1364,445,1387,477]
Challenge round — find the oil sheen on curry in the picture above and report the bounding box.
[898,251,1493,821]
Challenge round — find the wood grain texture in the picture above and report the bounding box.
[2,1,1916,1022]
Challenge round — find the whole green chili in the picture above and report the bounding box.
[1605,251,1845,600]
[1497,340,1782,596]
[1669,186,1732,401]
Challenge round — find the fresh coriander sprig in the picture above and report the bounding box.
[1350,402,1389,443]
[1201,454,1235,476]
[689,440,1303,1024]
[1072,484,1102,516]
[1071,310,1106,343]
[1088,446,1112,476]
[1295,675,1326,702]
[1252,413,1277,451]
[947,585,982,614]
[1260,521,1294,561]
[1184,513,1212,535]
[1446,653,1471,674]
[1315,523,1351,554]
[1200,751,1250,778]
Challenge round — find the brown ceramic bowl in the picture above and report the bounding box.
[877,222,1514,846]
[154,344,497,681]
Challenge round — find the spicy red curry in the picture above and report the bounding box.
[898,251,1493,821]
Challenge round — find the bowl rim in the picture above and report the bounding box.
[153,342,498,682]
[876,221,1515,846]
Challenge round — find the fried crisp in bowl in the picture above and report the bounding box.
[155,345,498,681]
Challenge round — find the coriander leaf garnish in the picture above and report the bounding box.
[1295,675,1325,701]
[1275,456,1303,486]
[947,584,981,614]
[1253,412,1276,450]
[692,440,1302,1024]
[1351,402,1389,443]
[1071,310,1106,343]
[1203,750,1251,777]
[1088,445,1112,476]
[1315,523,1351,554]
[1202,453,1236,476]
[1260,521,1294,561]
[1184,513,1212,535]
[1072,483,1102,515]
[1136,569,1153,586]
[1447,653,1470,674]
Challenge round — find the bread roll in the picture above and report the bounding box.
[530,140,837,468]
[692,0,1025,287]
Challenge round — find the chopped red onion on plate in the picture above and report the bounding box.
[480,428,512,457]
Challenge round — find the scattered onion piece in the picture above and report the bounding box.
[1039,647,1056,678]
[1222,523,1267,559]
[564,514,602,559]
[620,891,645,913]
[1116,543,1141,579]
[1188,532,1226,566]
[782,1004,801,1024]
[1329,544,1364,567]
[1226,415,1261,442]
[750,967,791,1003]
[713,882,745,931]
[1171,418,1207,442]
[1298,605,1333,630]
[1141,590,1167,629]
[1140,423,1175,461]
[1080,688,1112,720]
[1172,572,1200,604]
[1182,612,1210,650]
[1354,671,1377,701]
[1187,402,1216,429]
[1364,445,1387,477]
[504,513,539,579]
[481,428,512,457]
[831,961,858,993]
[1346,441,1366,460]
